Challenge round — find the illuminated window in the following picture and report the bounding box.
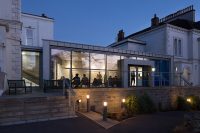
[72,51,89,68]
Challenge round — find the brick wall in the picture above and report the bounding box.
[73,87,200,113]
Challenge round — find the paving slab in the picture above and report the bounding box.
[77,111,119,129]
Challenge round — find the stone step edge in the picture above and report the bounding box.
[0,115,77,126]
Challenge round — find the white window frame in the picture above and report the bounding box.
[26,28,34,46]
[173,37,182,57]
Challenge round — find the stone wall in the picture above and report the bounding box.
[73,87,200,113]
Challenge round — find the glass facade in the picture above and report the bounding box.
[22,51,40,86]
[51,48,171,88]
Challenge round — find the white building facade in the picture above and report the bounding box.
[0,0,199,94]
[111,6,200,86]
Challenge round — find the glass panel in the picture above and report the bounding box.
[107,71,121,87]
[51,49,71,80]
[51,49,71,68]
[129,66,136,86]
[72,51,89,68]
[137,57,143,60]
[72,69,89,88]
[137,67,143,86]
[107,55,120,70]
[90,70,105,87]
[90,53,105,69]
[22,51,40,86]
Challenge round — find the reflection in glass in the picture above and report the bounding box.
[22,51,40,86]
[72,51,89,68]
[90,53,105,69]
[51,49,71,79]
[107,55,120,70]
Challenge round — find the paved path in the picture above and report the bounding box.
[0,111,184,133]
[78,111,119,129]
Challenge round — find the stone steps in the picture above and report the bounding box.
[0,96,76,126]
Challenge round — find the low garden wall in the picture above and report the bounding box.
[73,87,200,113]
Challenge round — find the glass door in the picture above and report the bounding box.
[129,66,144,87]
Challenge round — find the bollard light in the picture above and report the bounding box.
[103,102,108,107]
[86,95,90,99]
[121,98,126,109]
[86,95,90,112]
[77,99,82,111]
[122,99,126,103]
[186,98,191,103]
[103,101,108,121]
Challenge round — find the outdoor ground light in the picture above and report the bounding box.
[103,102,108,121]
[78,99,82,103]
[77,99,81,111]
[86,95,90,112]
[121,98,126,108]
[186,98,191,103]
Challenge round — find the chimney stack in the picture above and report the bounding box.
[41,13,47,18]
[117,30,125,42]
[151,14,159,27]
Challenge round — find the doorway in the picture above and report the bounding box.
[129,65,150,87]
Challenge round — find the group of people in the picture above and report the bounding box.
[108,75,120,87]
[72,73,89,88]
[60,72,120,88]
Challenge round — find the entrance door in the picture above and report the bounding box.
[129,66,149,87]
[129,66,143,87]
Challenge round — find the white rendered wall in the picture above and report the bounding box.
[131,26,166,54]
[113,42,145,52]
[21,14,54,47]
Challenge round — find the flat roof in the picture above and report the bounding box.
[43,39,172,60]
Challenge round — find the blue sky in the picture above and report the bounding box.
[22,0,200,46]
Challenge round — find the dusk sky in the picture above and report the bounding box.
[22,0,200,46]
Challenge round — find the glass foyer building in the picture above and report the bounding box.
[22,40,172,88]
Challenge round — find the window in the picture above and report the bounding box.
[72,51,89,68]
[174,38,182,57]
[26,28,33,46]
[107,55,120,70]
[90,53,106,69]
[51,49,71,80]
[22,51,40,86]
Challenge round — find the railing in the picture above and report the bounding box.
[47,72,193,90]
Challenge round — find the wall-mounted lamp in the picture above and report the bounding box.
[151,67,156,72]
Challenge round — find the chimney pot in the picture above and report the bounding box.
[117,30,125,42]
[151,14,159,27]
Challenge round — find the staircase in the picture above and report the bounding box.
[0,96,76,126]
